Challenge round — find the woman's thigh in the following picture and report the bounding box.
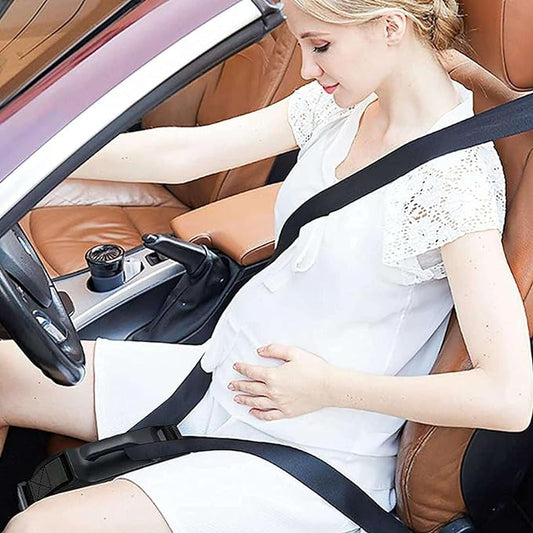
[0,339,97,442]
[5,479,171,533]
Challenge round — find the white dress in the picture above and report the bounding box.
[93,80,506,532]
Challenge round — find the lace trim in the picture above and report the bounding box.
[287,81,353,150]
[382,143,506,285]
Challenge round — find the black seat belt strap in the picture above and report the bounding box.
[130,360,212,431]
[125,436,410,533]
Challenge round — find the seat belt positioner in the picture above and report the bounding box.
[17,425,183,510]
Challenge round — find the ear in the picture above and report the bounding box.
[382,11,407,46]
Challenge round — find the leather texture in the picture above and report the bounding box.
[171,183,281,266]
[462,0,533,91]
[20,205,188,277]
[394,51,533,532]
[22,23,303,277]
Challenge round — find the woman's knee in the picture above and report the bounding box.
[4,506,54,533]
[0,340,97,441]
[4,480,171,533]
[4,499,87,533]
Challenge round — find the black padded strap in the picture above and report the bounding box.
[126,437,411,533]
[130,361,212,431]
[272,92,533,261]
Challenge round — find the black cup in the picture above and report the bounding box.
[85,244,125,292]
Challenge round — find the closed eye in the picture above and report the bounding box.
[312,43,330,54]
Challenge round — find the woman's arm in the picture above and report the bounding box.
[70,97,298,184]
[324,229,532,431]
[231,229,533,432]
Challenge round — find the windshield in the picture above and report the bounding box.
[0,0,138,108]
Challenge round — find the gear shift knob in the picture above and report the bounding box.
[85,244,125,292]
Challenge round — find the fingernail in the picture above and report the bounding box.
[228,383,235,391]
[233,363,238,370]
[257,346,266,353]
[234,397,242,403]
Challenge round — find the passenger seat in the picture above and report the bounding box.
[20,24,304,278]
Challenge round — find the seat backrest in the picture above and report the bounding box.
[395,3,533,531]
[142,23,305,209]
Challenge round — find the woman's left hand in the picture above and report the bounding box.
[229,344,332,421]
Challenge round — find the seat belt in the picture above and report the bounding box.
[18,93,533,531]
[273,92,533,261]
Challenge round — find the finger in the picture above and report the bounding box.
[256,344,293,362]
[234,395,276,410]
[233,363,269,382]
[249,408,285,421]
[229,380,268,396]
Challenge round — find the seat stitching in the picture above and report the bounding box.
[121,207,151,239]
[122,206,188,239]
[215,38,298,202]
[399,426,437,527]
[259,38,296,107]
[266,42,299,106]
[400,425,473,532]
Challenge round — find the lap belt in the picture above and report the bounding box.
[18,93,533,532]
[18,362,410,532]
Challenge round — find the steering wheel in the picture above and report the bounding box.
[0,225,85,386]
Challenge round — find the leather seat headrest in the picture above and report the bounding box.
[461,0,533,91]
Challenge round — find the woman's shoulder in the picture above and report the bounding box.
[287,81,355,150]
[382,141,506,285]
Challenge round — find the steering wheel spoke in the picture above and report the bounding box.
[0,225,85,386]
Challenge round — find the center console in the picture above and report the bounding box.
[53,183,281,341]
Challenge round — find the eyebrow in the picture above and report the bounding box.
[300,31,330,39]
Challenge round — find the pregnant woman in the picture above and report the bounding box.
[1,1,531,531]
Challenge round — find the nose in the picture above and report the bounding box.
[300,49,324,81]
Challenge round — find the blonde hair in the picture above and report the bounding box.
[290,0,465,51]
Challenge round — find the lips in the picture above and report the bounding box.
[321,83,339,94]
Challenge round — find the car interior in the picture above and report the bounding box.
[19,22,305,278]
[1,0,532,531]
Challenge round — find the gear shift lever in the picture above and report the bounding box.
[142,234,209,276]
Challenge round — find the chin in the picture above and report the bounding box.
[335,88,374,109]
[332,93,348,108]
[333,94,355,109]
[332,88,359,109]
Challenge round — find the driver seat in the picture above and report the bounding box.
[165,2,533,530]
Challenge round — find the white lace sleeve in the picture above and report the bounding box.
[287,81,351,150]
[382,143,506,285]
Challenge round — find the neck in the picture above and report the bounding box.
[373,45,462,136]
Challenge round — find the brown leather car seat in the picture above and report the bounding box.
[20,23,304,277]
[393,1,533,531]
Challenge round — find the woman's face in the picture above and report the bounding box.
[283,1,397,108]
